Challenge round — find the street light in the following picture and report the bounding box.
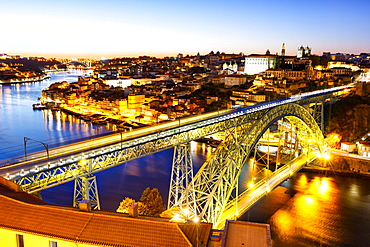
[24,137,49,160]
[117,127,124,150]
[193,216,200,247]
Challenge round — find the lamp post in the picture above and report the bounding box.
[24,137,49,161]
[193,216,200,247]
[117,127,124,150]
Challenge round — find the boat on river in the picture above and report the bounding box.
[32,103,48,110]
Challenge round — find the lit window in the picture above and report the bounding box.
[16,234,24,247]
[50,241,58,247]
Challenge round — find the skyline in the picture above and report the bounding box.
[2,0,370,59]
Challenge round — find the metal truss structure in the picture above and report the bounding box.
[73,175,100,210]
[167,143,196,216]
[7,90,343,215]
[178,103,326,226]
[12,105,269,193]
[308,96,325,131]
[252,119,298,175]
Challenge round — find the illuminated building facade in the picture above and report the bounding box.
[297,45,311,58]
[222,61,238,74]
[128,94,145,110]
[243,50,276,75]
[264,68,307,80]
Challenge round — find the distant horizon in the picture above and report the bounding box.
[2,47,369,60]
[3,0,369,60]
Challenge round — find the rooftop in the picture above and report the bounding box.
[0,180,212,247]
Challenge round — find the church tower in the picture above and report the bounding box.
[281,43,286,56]
[297,45,311,58]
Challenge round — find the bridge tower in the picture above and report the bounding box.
[73,175,100,210]
[73,158,101,210]
[168,143,196,217]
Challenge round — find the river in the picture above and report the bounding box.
[1,70,370,246]
[0,70,112,161]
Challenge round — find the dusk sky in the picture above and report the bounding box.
[2,0,370,59]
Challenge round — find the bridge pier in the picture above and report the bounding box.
[168,142,196,216]
[73,175,100,210]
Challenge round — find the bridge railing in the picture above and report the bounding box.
[4,86,348,193]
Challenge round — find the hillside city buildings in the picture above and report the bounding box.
[1,46,370,246]
[2,46,370,143]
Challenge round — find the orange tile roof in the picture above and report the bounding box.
[221,220,272,247]
[0,194,210,247]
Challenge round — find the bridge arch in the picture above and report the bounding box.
[189,103,326,226]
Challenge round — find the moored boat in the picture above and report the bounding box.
[32,103,48,110]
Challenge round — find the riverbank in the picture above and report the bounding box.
[301,165,370,179]
[302,152,370,179]
[0,74,50,84]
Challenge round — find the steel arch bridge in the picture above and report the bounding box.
[2,86,351,219]
[168,103,326,228]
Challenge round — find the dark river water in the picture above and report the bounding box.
[1,70,370,246]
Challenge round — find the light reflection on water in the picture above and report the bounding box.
[264,174,370,247]
[2,71,370,246]
[271,176,342,246]
[0,70,111,160]
[40,131,370,247]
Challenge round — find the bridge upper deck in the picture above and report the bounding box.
[0,85,352,192]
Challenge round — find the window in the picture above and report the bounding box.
[16,234,24,247]
[49,241,58,247]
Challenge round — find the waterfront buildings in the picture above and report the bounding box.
[34,45,367,127]
[1,47,370,246]
[3,46,369,127]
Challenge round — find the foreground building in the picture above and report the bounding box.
[0,178,271,247]
[0,185,211,246]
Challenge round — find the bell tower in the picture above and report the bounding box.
[281,43,286,56]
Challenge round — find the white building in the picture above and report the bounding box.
[218,75,247,87]
[244,51,276,75]
[340,142,356,153]
[222,61,238,74]
[104,78,132,88]
[358,142,370,157]
[359,68,370,82]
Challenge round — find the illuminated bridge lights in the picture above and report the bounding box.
[0,86,352,225]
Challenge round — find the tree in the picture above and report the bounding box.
[116,188,166,217]
[272,56,281,69]
[139,187,166,217]
[116,197,139,213]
